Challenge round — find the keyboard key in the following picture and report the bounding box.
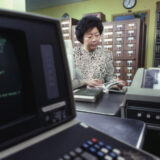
[73,157,83,160]
[98,141,104,146]
[113,148,121,155]
[109,152,117,158]
[91,138,98,144]
[106,145,112,151]
[87,140,93,145]
[82,143,89,149]
[101,148,109,154]
[75,147,83,154]
[89,147,96,153]
[104,155,113,160]
[117,156,125,160]
[64,154,71,160]
[97,151,104,157]
[94,144,100,149]
[69,151,76,157]
[81,151,98,160]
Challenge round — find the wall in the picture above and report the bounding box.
[13,0,25,12]
[0,0,25,11]
[0,0,13,10]
[31,0,160,68]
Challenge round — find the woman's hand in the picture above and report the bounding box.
[84,79,103,87]
[111,78,127,89]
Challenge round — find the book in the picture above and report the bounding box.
[73,87,103,102]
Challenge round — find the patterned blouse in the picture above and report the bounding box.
[73,45,114,83]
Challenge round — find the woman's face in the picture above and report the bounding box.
[83,27,100,52]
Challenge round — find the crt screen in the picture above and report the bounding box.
[142,69,160,89]
[0,28,34,126]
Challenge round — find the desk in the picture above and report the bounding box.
[75,93,124,116]
[76,112,146,149]
[75,92,146,149]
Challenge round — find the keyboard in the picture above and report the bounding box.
[1,123,158,160]
[57,136,158,160]
[58,137,126,160]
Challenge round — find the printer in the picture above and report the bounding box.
[121,68,160,129]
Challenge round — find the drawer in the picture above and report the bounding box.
[114,72,124,79]
[113,60,125,67]
[61,24,70,28]
[125,60,136,67]
[113,37,124,44]
[103,38,113,45]
[124,50,136,59]
[124,67,135,73]
[62,30,70,34]
[125,30,137,37]
[113,44,124,51]
[125,37,136,44]
[113,31,125,38]
[62,27,70,33]
[125,22,137,30]
[114,24,125,31]
[124,44,136,51]
[63,36,70,40]
[124,72,135,80]
[61,21,70,28]
[113,50,123,59]
[103,32,113,38]
[63,33,70,39]
[97,45,103,49]
[103,45,113,51]
[103,25,114,32]
[114,66,124,73]
[126,79,132,86]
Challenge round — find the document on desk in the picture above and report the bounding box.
[92,81,126,94]
[102,81,120,93]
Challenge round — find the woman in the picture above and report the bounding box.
[72,15,125,89]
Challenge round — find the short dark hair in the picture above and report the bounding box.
[75,15,103,44]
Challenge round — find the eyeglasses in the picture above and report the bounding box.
[85,34,100,40]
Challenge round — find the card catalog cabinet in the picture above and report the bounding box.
[61,18,78,40]
[153,2,160,67]
[71,19,146,86]
[103,19,146,86]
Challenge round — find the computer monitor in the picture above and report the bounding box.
[0,9,75,150]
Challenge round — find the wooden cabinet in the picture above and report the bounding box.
[102,19,146,86]
[60,18,78,40]
[113,19,146,86]
[153,2,160,67]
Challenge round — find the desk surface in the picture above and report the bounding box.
[75,93,124,116]
[76,112,146,149]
